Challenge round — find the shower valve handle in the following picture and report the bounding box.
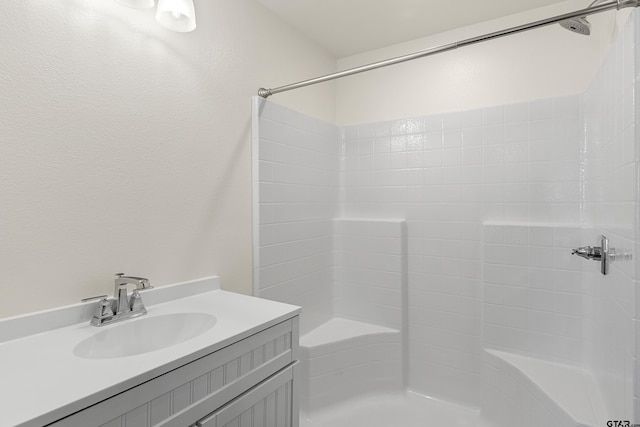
[571,235,609,275]
[571,245,602,260]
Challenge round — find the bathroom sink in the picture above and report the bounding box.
[73,313,217,359]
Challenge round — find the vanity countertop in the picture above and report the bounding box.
[0,277,300,427]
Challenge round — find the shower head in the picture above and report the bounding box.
[559,16,591,35]
[558,0,608,36]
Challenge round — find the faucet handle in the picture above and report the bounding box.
[95,298,115,318]
[81,295,109,302]
[82,295,115,326]
[129,289,148,313]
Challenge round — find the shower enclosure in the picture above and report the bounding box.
[251,7,639,427]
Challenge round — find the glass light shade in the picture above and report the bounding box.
[114,0,155,8]
[156,0,196,33]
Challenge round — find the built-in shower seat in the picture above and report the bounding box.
[482,349,609,427]
[298,317,402,415]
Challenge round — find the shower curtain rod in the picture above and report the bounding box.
[258,0,639,98]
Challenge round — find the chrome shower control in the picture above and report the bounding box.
[571,235,609,275]
[572,245,603,260]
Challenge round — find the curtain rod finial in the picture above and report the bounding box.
[258,88,272,98]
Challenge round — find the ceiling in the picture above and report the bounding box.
[257,0,575,57]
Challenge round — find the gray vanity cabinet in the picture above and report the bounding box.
[195,363,294,427]
[50,317,299,427]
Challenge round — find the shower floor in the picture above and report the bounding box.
[299,391,496,427]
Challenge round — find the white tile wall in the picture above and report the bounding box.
[254,99,340,335]
[481,223,584,364]
[582,10,638,421]
[333,218,405,329]
[341,95,584,406]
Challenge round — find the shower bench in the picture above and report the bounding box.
[298,317,402,414]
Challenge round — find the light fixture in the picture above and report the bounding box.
[114,0,155,9]
[156,0,197,33]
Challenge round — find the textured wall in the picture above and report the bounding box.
[0,0,336,318]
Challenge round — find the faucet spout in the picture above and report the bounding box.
[114,274,151,291]
[113,273,153,315]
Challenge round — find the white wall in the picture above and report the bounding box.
[340,93,588,406]
[333,218,405,331]
[335,0,628,125]
[582,13,638,418]
[481,223,585,364]
[254,99,339,334]
[0,0,336,319]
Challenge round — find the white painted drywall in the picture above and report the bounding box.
[336,0,629,125]
[0,0,335,318]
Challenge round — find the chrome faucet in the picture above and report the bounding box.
[114,273,152,315]
[82,273,153,326]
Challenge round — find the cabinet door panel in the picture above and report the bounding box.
[150,393,171,425]
[197,365,294,427]
[125,404,148,427]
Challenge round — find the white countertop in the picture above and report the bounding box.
[0,277,300,427]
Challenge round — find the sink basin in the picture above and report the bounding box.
[73,313,217,359]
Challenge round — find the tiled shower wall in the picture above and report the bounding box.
[253,99,340,335]
[481,223,584,364]
[582,11,638,419]
[333,218,405,330]
[341,95,584,405]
